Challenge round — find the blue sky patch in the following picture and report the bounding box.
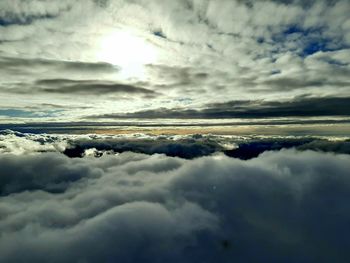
[0,14,57,27]
[0,109,63,118]
[153,30,166,39]
[269,25,347,57]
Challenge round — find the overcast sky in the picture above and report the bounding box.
[1,3,350,261]
[0,0,349,123]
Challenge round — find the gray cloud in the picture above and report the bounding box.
[0,56,118,74]
[35,79,158,95]
[261,76,350,90]
[89,96,350,119]
[1,0,350,122]
[225,137,350,159]
[0,150,350,262]
[0,1,72,26]
[63,137,223,159]
[0,2,349,262]
[0,56,156,97]
[1,130,350,160]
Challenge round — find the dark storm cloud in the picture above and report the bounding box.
[0,150,350,262]
[35,79,157,95]
[89,96,350,119]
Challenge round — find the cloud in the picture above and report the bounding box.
[0,0,72,26]
[1,130,350,160]
[63,136,222,159]
[88,96,350,119]
[0,130,225,158]
[0,150,350,262]
[0,56,126,96]
[225,137,350,159]
[0,130,67,155]
[0,56,119,73]
[34,79,158,96]
[1,0,350,122]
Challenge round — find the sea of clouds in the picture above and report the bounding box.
[0,130,350,262]
[1,129,350,158]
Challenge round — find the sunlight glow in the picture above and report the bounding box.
[97,30,158,80]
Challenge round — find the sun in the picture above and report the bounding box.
[96,30,158,80]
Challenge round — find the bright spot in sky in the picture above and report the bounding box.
[97,30,158,80]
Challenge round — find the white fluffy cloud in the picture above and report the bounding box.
[0,0,349,122]
[0,149,350,262]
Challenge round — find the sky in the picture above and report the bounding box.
[0,0,349,127]
[1,1,350,263]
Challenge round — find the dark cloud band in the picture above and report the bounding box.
[89,96,350,119]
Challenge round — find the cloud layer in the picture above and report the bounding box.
[1,130,350,159]
[0,149,350,262]
[90,96,350,119]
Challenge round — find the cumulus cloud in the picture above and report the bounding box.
[1,2,349,262]
[0,150,350,262]
[63,135,223,159]
[0,130,225,158]
[0,130,67,155]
